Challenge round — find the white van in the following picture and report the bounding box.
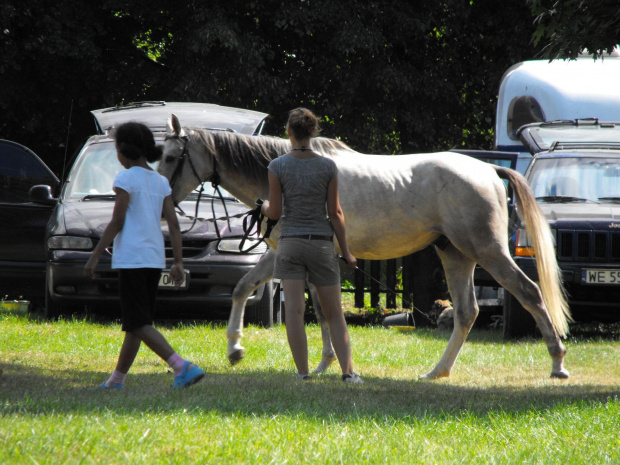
[494,52,620,173]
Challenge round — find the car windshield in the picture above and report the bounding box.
[64,142,236,200]
[529,156,620,203]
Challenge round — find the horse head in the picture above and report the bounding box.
[159,114,215,205]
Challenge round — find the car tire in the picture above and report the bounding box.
[246,280,275,327]
[272,281,282,325]
[502,290,538,339]
[44,287,61,320]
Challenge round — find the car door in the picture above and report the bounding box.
[0,140,59,299]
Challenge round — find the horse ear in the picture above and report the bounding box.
[167,114,184,137]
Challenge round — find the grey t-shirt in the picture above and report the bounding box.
[267,153,337,237]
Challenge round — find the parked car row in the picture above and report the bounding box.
[0,101,279,326]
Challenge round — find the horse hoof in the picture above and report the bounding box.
[228,349,245,366]
[550,369,570,379]
[419,369,449,380]
[313,356,337,374]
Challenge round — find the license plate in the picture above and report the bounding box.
[159,270,190,289]
[582,269,620,285]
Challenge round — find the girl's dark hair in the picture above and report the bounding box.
[287,107,320,140]
[113,121,163,163]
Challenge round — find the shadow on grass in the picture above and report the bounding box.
[1,360,618,422]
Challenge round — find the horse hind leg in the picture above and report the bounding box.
[420,246,478,379]
[227,249,276,365]
[483,257,569,379]
[307,283,337,374]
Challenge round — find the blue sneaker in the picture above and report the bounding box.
[97,382,124,389]
[173,361,205,389]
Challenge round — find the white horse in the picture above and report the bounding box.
[159,115,572,380]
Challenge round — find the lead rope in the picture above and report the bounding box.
[338,255,435,325]
[239,199,278,252]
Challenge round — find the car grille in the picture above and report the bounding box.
[556,229,620,262]
[165,240,211,259]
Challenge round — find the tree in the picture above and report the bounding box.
[0,0,166,175]
[529,0,620,59]
[155,0,543,154]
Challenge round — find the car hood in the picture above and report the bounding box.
[540,202,620,227]
[51,198,251,240]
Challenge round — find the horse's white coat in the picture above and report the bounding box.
[159,116,571,380]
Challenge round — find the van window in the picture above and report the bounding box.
[507,96,545,141]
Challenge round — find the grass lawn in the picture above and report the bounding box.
[1,305,619,464]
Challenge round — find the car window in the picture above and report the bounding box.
[65,143,124,198]
[0,141,58,203]
[65,141,236,201]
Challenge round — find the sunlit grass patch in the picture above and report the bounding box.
[1,308,618,464]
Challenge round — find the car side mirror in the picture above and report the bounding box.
[29,185,57,205]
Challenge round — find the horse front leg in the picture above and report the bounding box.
[307,283,337,374]
[420,247,478,379]
[227,249,276,365]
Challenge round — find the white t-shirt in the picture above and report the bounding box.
[111,167,171,269]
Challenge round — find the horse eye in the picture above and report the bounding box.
[165,155,176,163]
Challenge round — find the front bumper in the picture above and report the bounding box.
[47,250,265,311]
[514,256,620,320]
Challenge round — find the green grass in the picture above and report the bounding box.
[1,307,619,464]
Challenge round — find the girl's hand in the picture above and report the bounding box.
[170,263,186,288]
[84,256,99,279]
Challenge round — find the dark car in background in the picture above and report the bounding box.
[0,102,279,326]
[503,119,620,337]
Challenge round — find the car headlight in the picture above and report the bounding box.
[47,236,94,250]
[514,228,556,257]
[217,238,269,254]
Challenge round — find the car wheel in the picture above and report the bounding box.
[44,287,62,320]
[502,290,538,339]
[246,281,275,327]
[272,281,282,325]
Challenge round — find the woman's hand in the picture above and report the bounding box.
[342,252,357,270]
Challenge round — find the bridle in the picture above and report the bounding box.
[163,132,276,251]
[164,132,230,236]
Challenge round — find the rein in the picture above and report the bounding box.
[239,200,278,252]
[165,133,276,251]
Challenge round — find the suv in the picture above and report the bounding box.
[0,101,279,325]
[503,119,620,337]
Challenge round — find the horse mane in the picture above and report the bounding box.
[188,129,356,183]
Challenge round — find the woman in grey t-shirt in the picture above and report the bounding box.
[261,108,362,384]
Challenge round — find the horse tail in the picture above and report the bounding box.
[495,166,572,337]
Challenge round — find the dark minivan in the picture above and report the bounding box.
[0,102,279,325]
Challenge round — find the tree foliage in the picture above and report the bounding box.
[1,0,544,176]
[529,0,620,59]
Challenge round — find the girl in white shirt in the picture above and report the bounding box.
[84,122,204,389]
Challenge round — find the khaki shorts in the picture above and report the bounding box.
[274,238,340,286]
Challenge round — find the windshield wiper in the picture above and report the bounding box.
[536,195,598,204]
[82,194,116,201]
[598,196,620,203]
